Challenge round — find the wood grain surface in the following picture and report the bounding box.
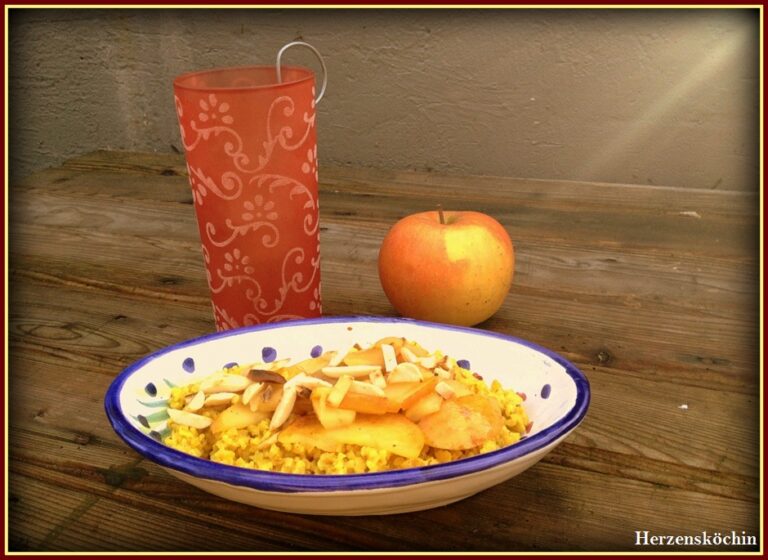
[7,150,761,552]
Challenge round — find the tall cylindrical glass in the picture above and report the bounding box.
[174,65,321,331]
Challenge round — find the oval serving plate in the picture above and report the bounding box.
[105,316,590,515]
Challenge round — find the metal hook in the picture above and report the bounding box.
[276,41,327,104]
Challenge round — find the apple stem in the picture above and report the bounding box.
[437,204,445,225]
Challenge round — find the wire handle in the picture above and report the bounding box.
[276,41,327,104]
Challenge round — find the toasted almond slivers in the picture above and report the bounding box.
[387,362,422,383]
[185,390,205,412]
[369,369,387,389]
[328,346,353,367]
[269,386,297,430]
[381,344,398,372]
[400,347,419,363]
[434,367,452,379]
[204,392,237,407]
[167,408,213,430]
[435,381,457,400]
[327,375,354,407]
[349,380,386,397]
[285,373,332,390]
[321,365,382,378]
[242,382,265,406]
[200,374,251,394]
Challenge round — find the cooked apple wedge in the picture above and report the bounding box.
[337,390,389,415]
[311,387,357,429]
[373,336,406,353]
[281,352,334,378]
[402,339,430,358]
[250,383,284,412]
[210,403,268,434]
[342,346,386,368]
[440,379,474,398]
[328,413,425,458]
[418,394,504,450]
[404,391,443,422]
[278,413,424,458]
[278,414,344,452]
[383,377,439,412]
[387,362,423,383]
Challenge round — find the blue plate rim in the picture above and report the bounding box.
[104,315,591,493]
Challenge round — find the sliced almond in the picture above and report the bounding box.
[435,381,457,400]
[381,344,398,372]
[434,367,452,379]
[328,346,353,367]
[269,385,297,430]
[284,373,332,390]
[387,362,423,383]
[204,392,237,407]
[369,369,387,389]
[184,390,205,412]
[400,347,419,363]
[321,365,382,378]
[200,374,251,394]
[327,375,353,407]
[242,382,266,406]
[167,408,213,430]
[349,380,386,397]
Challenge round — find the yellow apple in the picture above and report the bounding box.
[378,209,514,326]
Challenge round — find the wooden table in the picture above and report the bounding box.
[8,151,760,552]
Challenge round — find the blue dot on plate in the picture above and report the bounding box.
[262,347,277,363]
[223,361,238,370]
[457,359,471,370]
[541,383,552,399]
[137,415,150,428]
[310,345,323,358]
[144,382,157,397]
[182,357,195,373]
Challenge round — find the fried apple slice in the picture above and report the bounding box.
[210,403,269,434]
[403,391,443,422]
[278,414,343,452]
[383,377,439,412]
[278,413,424,458]
[281,352,334,378]
[337,391,389,415]
[402,340,430,358]
[311,387,356,429]
[342,347,386,368]
[326,413,425,458]
[418,394,504,450]
[374,336,406,353]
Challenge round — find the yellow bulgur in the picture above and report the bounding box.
[164,343,529,474]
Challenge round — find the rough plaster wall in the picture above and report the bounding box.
[9,8,759,189]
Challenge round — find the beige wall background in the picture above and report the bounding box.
[9,8,759,190]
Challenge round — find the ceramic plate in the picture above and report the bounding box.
[105,316,590,515]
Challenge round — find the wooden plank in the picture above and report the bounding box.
[16,154,758,262]
[11,240,757,398]
[58,150,758,220]
[10,185,757,392]
[8,474,98,552]
[9,275,758,481]
[8,150,759,552]
[9,425,758,552]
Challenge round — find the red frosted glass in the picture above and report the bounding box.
[174,65,322,331]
